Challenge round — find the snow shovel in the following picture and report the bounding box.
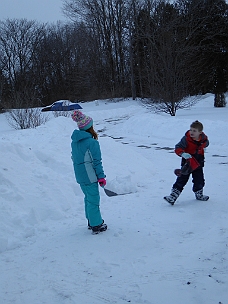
[103,187,132,197]
[174,157,200,177]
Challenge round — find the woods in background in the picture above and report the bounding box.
[0,0,227,115]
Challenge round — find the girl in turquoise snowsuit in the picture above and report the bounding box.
[71,110,107,234]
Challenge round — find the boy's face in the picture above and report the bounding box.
[189,127,202,140]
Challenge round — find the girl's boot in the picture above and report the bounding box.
[195,189,209,201]
[164,188,181,205]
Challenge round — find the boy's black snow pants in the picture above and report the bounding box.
[173,166,205,193]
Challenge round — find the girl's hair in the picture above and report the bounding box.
[190,120,203,131]
[86,126,98,140]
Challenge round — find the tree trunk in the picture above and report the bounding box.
[214,93,226,107]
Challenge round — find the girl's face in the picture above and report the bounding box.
[189,127,202,140]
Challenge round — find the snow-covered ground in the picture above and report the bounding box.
[0,94,228,304]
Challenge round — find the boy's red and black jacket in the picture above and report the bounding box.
[175,130,209,167]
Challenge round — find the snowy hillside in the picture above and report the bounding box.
[0,94,228,304]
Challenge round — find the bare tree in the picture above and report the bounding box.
[63,0,131,98]
[131,0,228,114]
[175,0,228,107]
[143,95,198,116]
[6,108,49,130]
[131,1,191,115]
[0,19,46,108]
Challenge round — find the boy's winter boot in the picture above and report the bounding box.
[164,188,181,205]
[194,189,209,201]
[91,221,107,234]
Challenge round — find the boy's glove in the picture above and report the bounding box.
[98,178,106,187]
[181,152,192,159]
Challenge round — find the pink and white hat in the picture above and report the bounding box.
[71,110,93,130]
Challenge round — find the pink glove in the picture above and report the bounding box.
[98,178,106,187]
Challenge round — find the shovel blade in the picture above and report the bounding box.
[104,188,119,197]
[104,188,132,197]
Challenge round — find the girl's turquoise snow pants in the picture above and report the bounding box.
[80,182,103,227]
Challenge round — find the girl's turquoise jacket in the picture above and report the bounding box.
[71,130,106,185]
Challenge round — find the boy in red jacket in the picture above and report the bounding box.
[164,120,209,205]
